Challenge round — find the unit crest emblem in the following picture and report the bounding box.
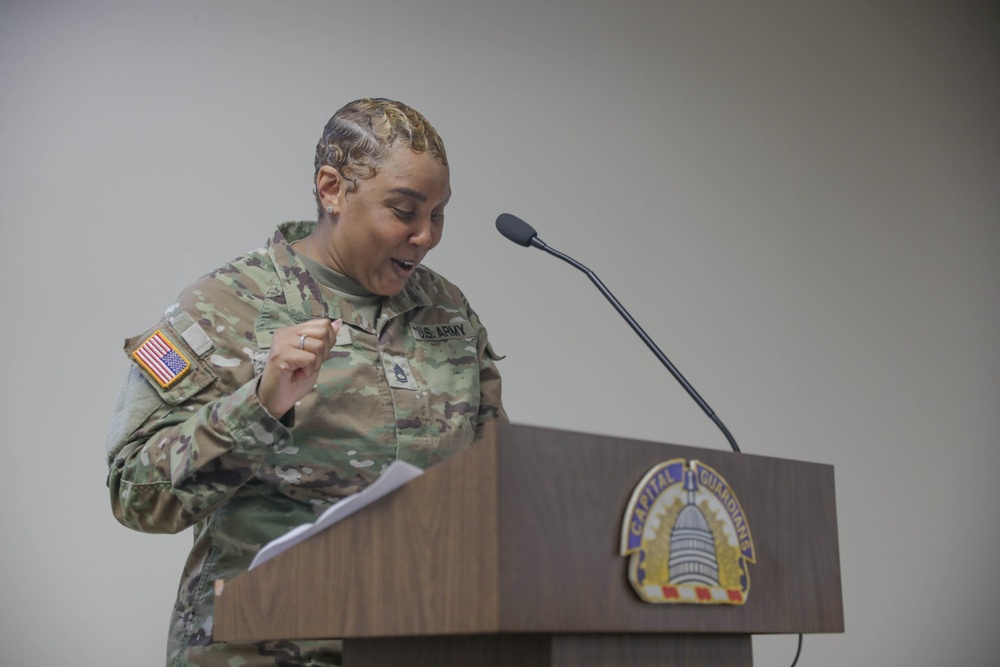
[620,459,755,604]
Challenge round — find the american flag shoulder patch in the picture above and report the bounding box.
[132,330,192,389]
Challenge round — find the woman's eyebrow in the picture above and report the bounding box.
[388,187,427,202]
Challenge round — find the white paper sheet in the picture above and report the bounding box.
[249,460,424,570]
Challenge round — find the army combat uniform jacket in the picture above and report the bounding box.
[106,221,506,666]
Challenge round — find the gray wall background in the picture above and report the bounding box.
[2,1,997,665]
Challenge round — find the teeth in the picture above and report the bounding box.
[399,260,414,269]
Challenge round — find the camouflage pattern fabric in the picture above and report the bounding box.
[106,221,507,666]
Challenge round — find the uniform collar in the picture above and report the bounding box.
[267,221,330,321]
[265,221,432,329]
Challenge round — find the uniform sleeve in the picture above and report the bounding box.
[106,314,291,534]
[468,305,508,440]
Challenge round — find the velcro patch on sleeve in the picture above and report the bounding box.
[166,310,215,357]
[132,330,192,389]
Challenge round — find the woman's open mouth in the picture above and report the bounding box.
[392,258,417,276]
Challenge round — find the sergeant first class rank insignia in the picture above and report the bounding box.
[620,459,755,604]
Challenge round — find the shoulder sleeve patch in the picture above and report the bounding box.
[124,322,217,405]
[131,330,191,389]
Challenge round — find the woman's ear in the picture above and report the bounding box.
[316,166,344,215]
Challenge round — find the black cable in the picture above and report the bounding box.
[789,634,803,667]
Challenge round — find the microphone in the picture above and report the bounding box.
[495,213,741,454]
[495,213,540,247]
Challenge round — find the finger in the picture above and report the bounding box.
[299,321,342,356]
[294,318,342,349]
[294,336,326,360]
[270,337,319,367]
[274,350,316,373]
[325,319,343,349]
[273,326,321,354]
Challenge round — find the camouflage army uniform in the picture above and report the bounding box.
[106,221,506,666]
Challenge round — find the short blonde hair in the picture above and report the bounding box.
[313,98,447,215]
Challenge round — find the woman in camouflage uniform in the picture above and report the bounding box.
[106,98,507,667]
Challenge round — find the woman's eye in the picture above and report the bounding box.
[393,208,416,219]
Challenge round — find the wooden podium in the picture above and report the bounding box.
[214,423,843,666]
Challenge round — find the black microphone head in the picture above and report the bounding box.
[496,213,538,247]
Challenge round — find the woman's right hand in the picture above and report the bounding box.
[256,318,342,418]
